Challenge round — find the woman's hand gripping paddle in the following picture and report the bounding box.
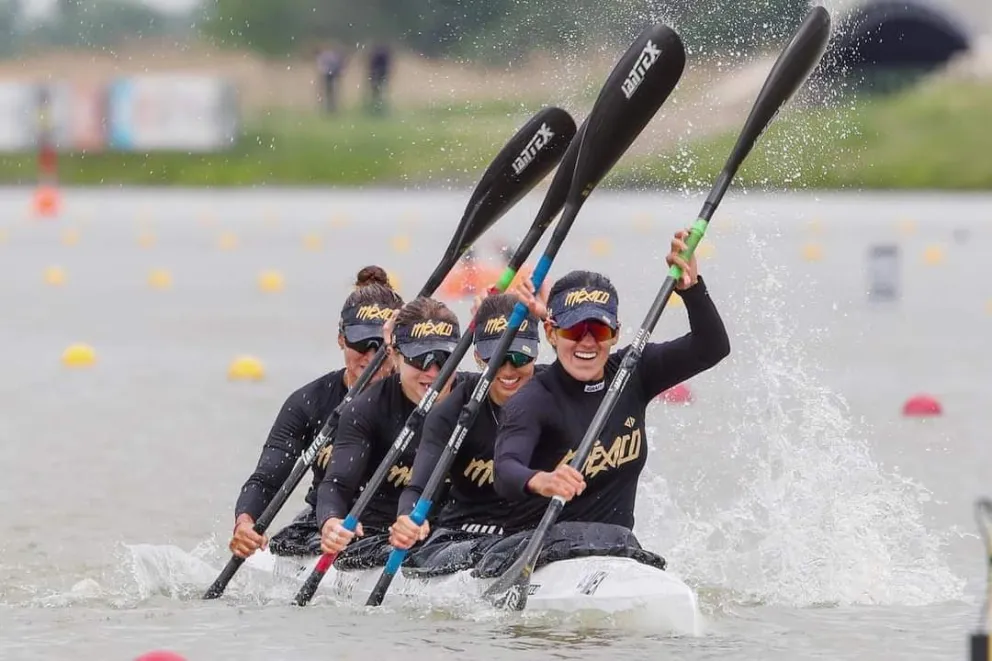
[202,106,575,601]
[483,6,832,612]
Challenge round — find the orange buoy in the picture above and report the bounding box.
[660,383,692,404]
[902,394,942,417]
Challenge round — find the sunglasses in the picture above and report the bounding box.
[500,351,535,368]
[402,350,451,372]
[553,319,617,343]
[344,337,384,354]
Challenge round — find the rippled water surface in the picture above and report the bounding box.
[1,188,989,660]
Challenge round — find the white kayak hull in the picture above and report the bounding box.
[244,550,701,634]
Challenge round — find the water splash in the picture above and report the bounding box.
[636,220,965,609]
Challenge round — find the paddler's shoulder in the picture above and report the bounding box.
[503,366,554,413]
[280,367,347,410]
[344,372,400,414]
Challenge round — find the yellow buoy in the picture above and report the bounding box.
[218,232,238,251]
[258,270,285,293]
[61,228,80,246]
[303,233,323,251]
[137,231,156,248]
[632,213,652,234]
[148,269,172,290]
[590,238,612,257]
[923,244,945,265]
[62,343,96,368]
[228,355,266,381]
[801,243,823,262]
[391,234,411,254]
[695,242,715,259]
[897,218,917,236]
[44,266,66,286]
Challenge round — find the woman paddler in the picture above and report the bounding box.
[228,266,402,559]
[386,292,545,570]
[486,229,731,570]
[315,296,473,567]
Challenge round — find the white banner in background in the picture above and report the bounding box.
[108,75,240,152]
[0,83,39,152]
[48,82,106,152]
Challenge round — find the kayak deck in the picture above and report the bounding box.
[245,550,701,634]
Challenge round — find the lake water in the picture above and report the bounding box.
[1,187,990,660]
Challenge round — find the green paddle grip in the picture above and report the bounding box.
[666,217,709,281]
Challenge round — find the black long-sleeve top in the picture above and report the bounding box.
[235,369,348,521]
[316,371,471,531]
[493,277,730,534]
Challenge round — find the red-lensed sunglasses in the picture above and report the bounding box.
[552,319,617,342]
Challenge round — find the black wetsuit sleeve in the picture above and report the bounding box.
[398,391,460,516]
[638,275,731,397]
[315,401,373,529]
[492,390,543,501]
[234,396,311,521]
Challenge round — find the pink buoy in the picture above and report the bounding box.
[902,394,942,417]
[135,652,186,661]
[660,383,692,404]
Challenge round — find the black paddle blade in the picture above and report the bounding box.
[445,107,576,261]
[569,23,685,201]
[503,117,585,272]
[725,6,831,178]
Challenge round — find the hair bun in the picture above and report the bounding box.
[355,265,391,289]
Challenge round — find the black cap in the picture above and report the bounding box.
[473,308,540,362]
[393,316,460,357]
[547,285,618,329]
[340,302,396,343]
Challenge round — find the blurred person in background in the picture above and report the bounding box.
[316,45,345,114]
[368,44,392,115]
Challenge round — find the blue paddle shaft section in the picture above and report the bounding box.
[410,499,432,525]
[508,255,553,327]
[383,548,407,575]
[383,499,434,575]
[532,254,552,289]
[343,514,358,531]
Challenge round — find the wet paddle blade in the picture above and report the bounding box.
[422,106,577,294]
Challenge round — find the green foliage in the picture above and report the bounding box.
[198,0,810,61]
[1,81,990,190]
[611,81,992,191]
[7,0,192,52]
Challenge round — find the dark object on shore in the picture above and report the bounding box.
[818,0,970,95]
[368,45,392,115]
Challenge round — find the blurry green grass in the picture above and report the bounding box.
[612,79,992,191]
[0,102,534,187]
[0,81,989,189]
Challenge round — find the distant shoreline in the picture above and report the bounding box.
[1,79,989,191]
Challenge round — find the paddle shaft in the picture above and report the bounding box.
[484,7,832,611]
[489,211,709,608]
[974,499,992,661]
